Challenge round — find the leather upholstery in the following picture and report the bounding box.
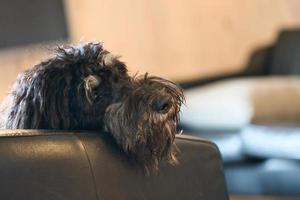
[0,130,228,200]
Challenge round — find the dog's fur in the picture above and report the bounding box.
[0,43,184,171]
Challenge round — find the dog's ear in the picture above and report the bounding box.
[84,75,101,103]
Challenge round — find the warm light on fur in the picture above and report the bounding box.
[0,43,184,171]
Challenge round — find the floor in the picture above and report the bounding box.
[230,196,300,200]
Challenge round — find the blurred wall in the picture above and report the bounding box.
[0,46,49,101]
[65,0,300,80]
[1,0,300,100]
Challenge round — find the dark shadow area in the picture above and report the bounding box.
[180,29,300,89]
[0,0,69,49]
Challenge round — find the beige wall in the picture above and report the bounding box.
[65,0,300,80]
[1,0,300,100]
[0,46,50,100]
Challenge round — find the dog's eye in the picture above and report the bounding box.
[161,103,171,112]
[153,97,172,113]
[93,91,102,102]
[93,91,98,98]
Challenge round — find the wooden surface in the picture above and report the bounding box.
[231,196,300,200]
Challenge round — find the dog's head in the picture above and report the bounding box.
[54,43,185,170]
[104,74,184,171]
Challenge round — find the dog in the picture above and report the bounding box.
[0,43,184,171]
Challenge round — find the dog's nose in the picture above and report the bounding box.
[153,97,172,113]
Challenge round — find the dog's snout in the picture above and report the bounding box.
[153,97,172,113]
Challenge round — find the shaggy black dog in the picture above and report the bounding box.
[0,43,184,171]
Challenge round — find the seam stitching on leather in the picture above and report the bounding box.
[74,133,101,200]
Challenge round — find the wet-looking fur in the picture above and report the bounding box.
[0,43,184,171]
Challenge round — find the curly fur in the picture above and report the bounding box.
[0,43,184,171]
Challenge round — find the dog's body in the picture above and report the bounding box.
[0,43,184,170]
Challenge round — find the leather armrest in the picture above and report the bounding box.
[0,130,228,200]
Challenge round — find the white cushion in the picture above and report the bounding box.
[180,76,300,130]
[241,125,300,160]
[180,78,253,130]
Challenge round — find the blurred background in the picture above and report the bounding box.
[1,0,300,198]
